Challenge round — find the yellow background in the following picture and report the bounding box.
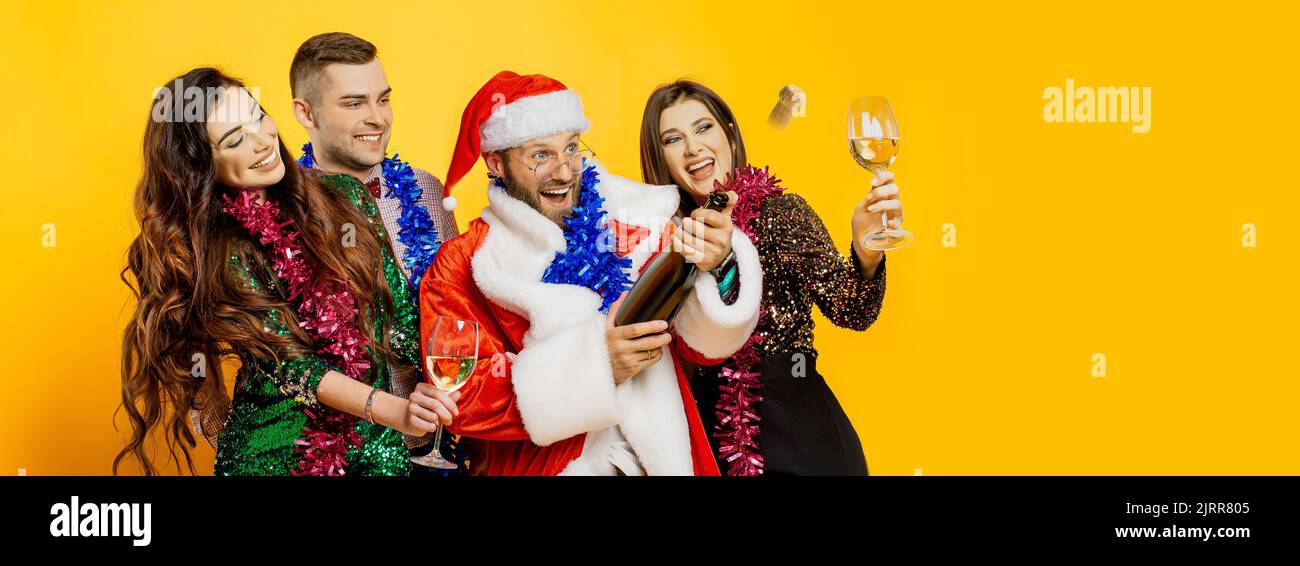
[2,0,1295,475]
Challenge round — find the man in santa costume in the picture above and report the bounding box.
[418,71,763,475]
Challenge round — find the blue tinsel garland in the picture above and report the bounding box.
[298,143,442,291]
[540,164,633,313]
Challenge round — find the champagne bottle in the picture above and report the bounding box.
[614,189,731,327]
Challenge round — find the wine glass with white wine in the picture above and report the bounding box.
[410,316,478,469]
[847,95,913,250]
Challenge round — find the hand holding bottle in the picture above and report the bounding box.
[673,190,737,272]
[605,292,673,384]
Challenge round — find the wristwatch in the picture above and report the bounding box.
[709,249,737,280]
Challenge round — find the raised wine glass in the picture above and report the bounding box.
[847,95,913,251]
[410,317,478,469]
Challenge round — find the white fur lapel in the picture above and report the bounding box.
[590,160,680,278]
[590,160,680,230]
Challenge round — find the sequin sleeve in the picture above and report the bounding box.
[228,254,333,410]
[765,193,885,331]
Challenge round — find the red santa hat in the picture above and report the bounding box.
[440,71,591,211]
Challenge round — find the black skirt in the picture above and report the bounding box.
[692,352,869,476]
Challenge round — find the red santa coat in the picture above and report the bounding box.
[418,162,763,475]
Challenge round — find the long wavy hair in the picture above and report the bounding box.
[116,67,400,475]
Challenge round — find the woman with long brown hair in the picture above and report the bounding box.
[117,67,457,475]
[640,80,904,475]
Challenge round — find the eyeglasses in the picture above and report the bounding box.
[507,140,596,183]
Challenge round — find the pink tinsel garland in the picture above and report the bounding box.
[713,166,785,476]
[223,191,371,476]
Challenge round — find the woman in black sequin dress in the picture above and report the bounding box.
[639,80,902,475]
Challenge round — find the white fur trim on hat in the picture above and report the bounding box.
[480,90,591,152]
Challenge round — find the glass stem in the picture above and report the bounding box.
[431,424,445,459]
[870,166,890,234]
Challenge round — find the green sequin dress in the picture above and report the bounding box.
[214,174,421,476]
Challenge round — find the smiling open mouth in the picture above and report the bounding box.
[540,184,572,206]
[687,158,715,180]
[354,133,381,143]
[249,150,278,170]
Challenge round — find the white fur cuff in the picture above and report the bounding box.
[510,316,621,446]
[672,229,762,360]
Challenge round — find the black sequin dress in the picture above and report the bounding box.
[692,192,886,475]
